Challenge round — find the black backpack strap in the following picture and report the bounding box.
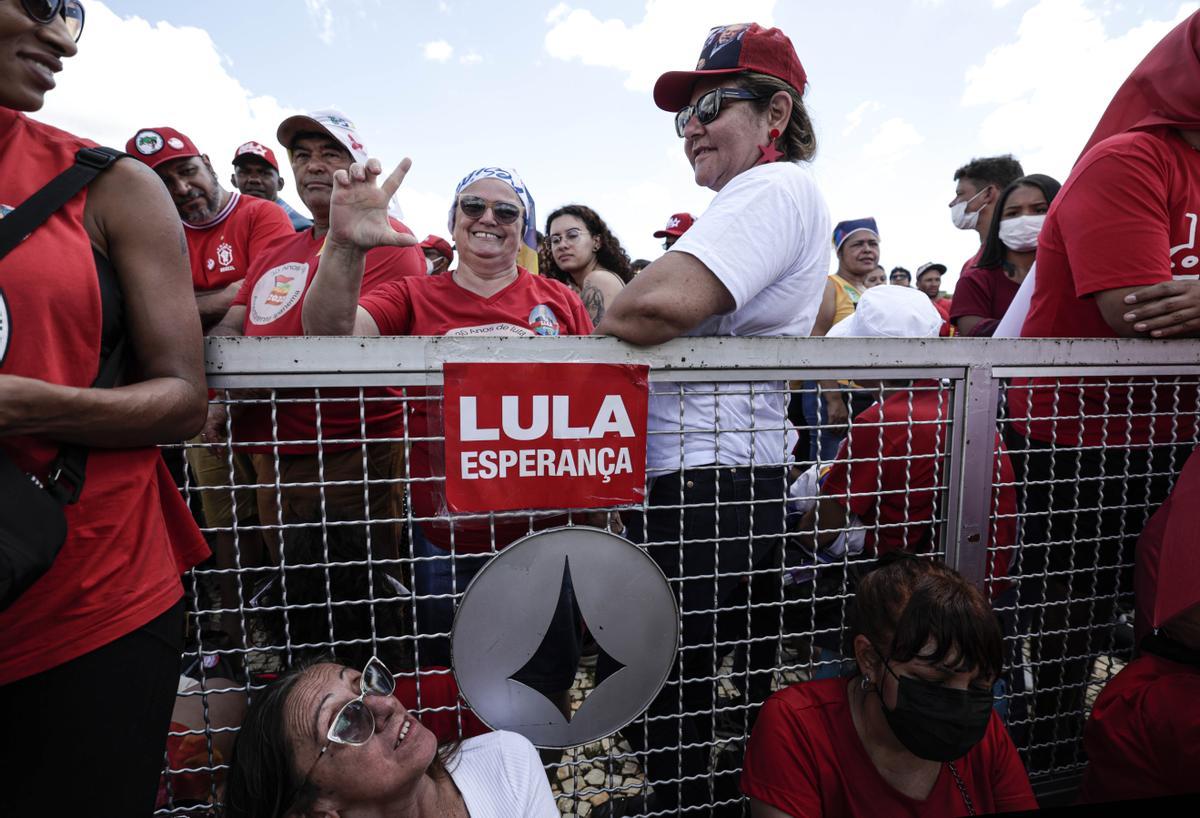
[0,147,124,262]
[0,147,128,503]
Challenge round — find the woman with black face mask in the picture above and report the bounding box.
[741,554,1036,817]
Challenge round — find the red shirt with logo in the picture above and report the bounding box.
[1079,647,1200,803]
[360,270,593,552]
[0,109,209,684]
[820,385,1016,593]
[230,221,425,453]
[1010,127,1200,447]
[184,190,293,292]
[741,678,1037,818]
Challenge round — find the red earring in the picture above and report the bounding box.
[756,127,784,164]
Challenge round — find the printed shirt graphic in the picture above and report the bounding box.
[230,222,425,453]
[184,191,293,291]
[1013,127,1200,447]
[360,270,593,551]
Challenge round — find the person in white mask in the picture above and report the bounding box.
[948,155,1024,239]
[950,174,1061,337]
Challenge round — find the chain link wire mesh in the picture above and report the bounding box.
[152,338,1198,816]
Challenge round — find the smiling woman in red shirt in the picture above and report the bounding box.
[0,2,209,815]
[741,554,1036,818]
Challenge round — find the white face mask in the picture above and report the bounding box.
[998,214,1046,252]
[424,256,437,275]
[949,187,989,231]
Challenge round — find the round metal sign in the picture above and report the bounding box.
[451,526,679,748]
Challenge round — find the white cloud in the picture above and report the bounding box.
[304,0,335,45]
[34,3,307,213]
[423,39,454,62]
[861,117,925,161]
[460,51,483,65]
[963,0,1197,175]
[544,0,778,92]
[843,100,881,136]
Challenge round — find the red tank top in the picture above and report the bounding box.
[0,109,208,684]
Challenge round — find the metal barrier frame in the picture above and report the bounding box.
[175,334,1200,813]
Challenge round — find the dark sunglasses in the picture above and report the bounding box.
[458,194,522,226]
[674,88,762,137]
[21,0,85,42]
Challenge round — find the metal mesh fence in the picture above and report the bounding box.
[152,336,1199,816]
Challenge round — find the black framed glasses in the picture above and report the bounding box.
[458,194,522,226]
[21,0,85,43]
[674,87,762,137]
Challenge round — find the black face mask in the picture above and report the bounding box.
[875,656,994,762]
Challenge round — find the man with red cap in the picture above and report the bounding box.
[652,211,695,249]
[1007,9,1200,769]
[126,127,294,651]
[125,127,293,328]
[230,140,312,231]
[419,234,453,275]
[206,109,425,586]
[1078,449,1200,802]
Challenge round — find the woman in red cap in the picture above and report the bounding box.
[1006,9,1200,770]
[0,2,209,815]
[595,22,833,813]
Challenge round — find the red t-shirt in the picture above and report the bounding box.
[360,270,593,552]
[184,190,293,291]
[230,222,425,453]
[1079,649,1200,803]
[0,109,209,684]
[1010,127,1200,447]
[820,385,1015,593]
[950,251,1019,338]
[742,677,1037,818]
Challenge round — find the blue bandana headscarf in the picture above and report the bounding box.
[832,217,880,251]
[448,166,538,256]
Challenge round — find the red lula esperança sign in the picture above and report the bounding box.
[442,363,649,512]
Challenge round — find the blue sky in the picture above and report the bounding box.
[36,0,1198,286]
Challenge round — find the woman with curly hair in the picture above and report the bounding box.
[544,204,633,324]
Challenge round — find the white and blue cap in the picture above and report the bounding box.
[449,166,538,254]
[826,285,943,339]
[277,108,369,165]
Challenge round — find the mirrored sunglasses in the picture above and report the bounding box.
[458,194,522,226]
[21,0,84,43]
[674,87,762,138]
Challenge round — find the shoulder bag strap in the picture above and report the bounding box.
[0,147,128,503]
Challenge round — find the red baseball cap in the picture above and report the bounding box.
[125,126,201,169]
[653,212,696,239]
[653,23,808,112]
[419,234,453,262]
[232,141,280,172]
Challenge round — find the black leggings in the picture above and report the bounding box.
[599,466,785,812]
[0,599,184,817]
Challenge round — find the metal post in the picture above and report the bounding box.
[944,365,1000,586]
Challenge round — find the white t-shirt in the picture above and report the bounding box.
[446,731,558,817]
[647,161,831,473]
